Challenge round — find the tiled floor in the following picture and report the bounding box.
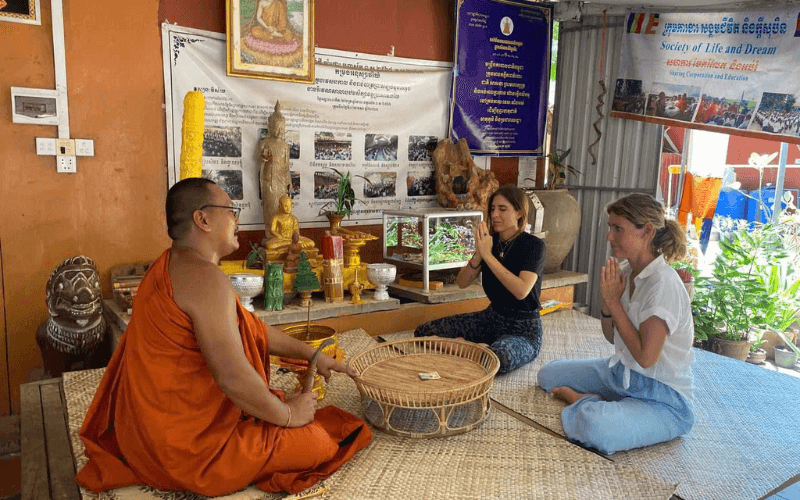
[759,357,800,378]
[766,479,800,500]
[760,360,800,499]
[380,329,800,499]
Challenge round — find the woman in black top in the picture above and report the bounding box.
[414,185,545,373]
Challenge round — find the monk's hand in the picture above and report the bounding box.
[285,392,317,427]
[316,354,359,381]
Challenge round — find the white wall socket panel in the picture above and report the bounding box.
[36,138,57,155]
[75,139,94,156]
[57,155,77,173]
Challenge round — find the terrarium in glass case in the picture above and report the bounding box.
[382,208,483,290]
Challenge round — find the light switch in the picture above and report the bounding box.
[36,138,57,155]
[56,138,76,156]
[75,139,94,156]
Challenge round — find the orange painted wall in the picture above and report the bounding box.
[1,0,170,414]
[1,0,517,414]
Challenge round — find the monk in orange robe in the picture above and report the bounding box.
[76,178,371,496]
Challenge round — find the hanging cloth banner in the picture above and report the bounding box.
[611,8,800,143]
[449,0,552,156]
[162,24,451,230]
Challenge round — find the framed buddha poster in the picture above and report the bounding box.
[0,0,42,25]
[226,0,315,83]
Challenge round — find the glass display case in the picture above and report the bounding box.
[382,208,483,290]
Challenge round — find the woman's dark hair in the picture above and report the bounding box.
[487,185,529,236]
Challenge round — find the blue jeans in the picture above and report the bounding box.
[537,358,694,455]
[414,306,542,374]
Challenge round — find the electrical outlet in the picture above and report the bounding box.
[57,155,77,173]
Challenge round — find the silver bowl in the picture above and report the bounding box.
[229,273,264,312]
[366,263,396,301]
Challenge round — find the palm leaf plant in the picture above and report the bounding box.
[318,167,372,217]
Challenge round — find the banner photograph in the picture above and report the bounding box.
[612,8,800,141]
[449,0,552,156]
[162,24,451,230]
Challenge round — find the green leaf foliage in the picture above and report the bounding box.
[318,167,371,217]
[691,223,800,343]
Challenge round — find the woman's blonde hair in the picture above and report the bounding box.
[606,193,686,262]
[487,185,529,236]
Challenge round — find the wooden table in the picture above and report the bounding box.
[20,378,80,500]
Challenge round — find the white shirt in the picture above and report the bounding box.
[608,255,695,401]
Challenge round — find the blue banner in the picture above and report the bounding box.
[449,0,552,156]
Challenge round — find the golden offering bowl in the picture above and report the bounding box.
[277,324,339,400]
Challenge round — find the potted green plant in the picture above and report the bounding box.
[748,262,799,364]
[545,148,580,190]
[670,260,697,301]
[752,220,800,360]
[746,329,768,364]
[317,167,372,229]
[775,330,800,369]
[691,223,796,361]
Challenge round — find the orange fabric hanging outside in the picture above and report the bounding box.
[76,249,371,496]
[677,172,723,230]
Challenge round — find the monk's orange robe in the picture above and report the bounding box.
[76,249,371,496]
[677,172,722,228]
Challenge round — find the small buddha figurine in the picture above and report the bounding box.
[266,195,320,264]
[349,269,365,305]
[283,232,303,273]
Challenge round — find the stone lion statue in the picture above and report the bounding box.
[35,255,109,377]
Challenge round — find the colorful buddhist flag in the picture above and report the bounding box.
[627,13,646,33]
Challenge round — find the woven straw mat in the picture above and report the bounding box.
[63,328,377,500]
[491,309,800,500]
[490,310,614,436]
[64,325,677,499]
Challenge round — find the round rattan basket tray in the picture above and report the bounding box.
[349,338,500,438]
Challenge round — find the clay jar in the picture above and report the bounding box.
[526,189,581,273]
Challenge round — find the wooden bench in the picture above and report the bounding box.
[20,378,80,500]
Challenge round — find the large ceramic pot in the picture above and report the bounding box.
[760,329,798,360]
[711,336,752,361]
[774,345,798,369]
[525,189,581,273]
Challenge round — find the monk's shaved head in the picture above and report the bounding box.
[166,178,216,240]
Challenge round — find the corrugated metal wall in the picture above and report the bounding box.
[552,15,664,314]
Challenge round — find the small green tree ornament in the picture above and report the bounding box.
[293,253,320,307]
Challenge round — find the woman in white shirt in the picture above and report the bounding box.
[537,193,695,455]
